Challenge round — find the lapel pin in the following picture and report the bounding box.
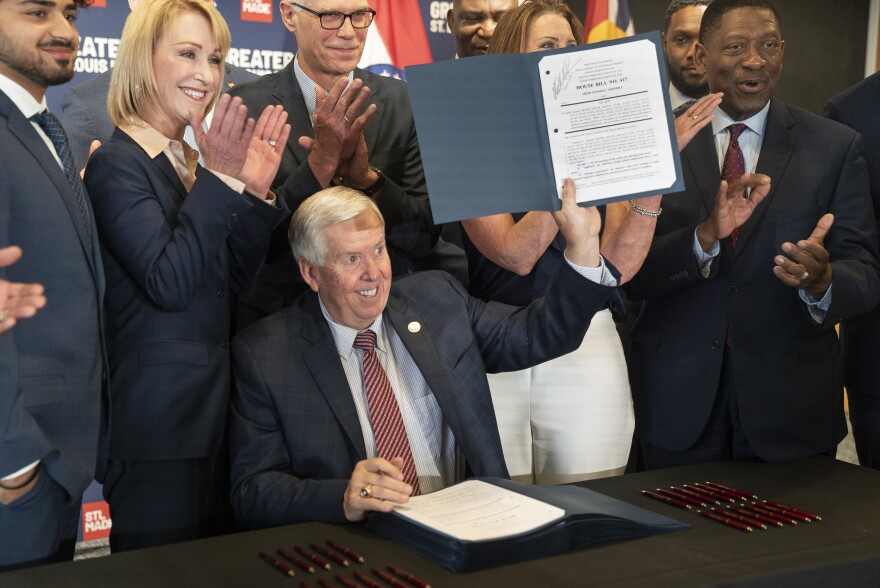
[227,81,235,88]
[407,321,421,333]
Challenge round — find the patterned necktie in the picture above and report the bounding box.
[354,330,421,494]
[722,123,747,247]
[31,111,92,241]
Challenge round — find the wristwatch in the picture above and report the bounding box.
[361,166,386,197]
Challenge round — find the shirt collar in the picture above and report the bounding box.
[293,54,354,122]
[319,297,386,357]
[0,72,49,119]
[668,82,697,111]
[120,120,198,165]
[710,101,771,138]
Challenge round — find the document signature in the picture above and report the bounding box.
[552,56,581,101]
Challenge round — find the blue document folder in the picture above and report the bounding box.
[406,31,683,223]
[368,477,688,572]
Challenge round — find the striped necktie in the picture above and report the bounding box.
[31,111,92,241]
[354,330,420,494]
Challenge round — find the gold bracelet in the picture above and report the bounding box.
[629,199,662,217]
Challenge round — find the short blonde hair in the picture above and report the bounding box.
[109,0,231,127]
[289,187,385,266]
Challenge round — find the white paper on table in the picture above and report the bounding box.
[539,39,676,203]
[391,480,564,542]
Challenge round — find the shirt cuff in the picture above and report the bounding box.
[208,170,246,194]
[799,283,832,324]
[564,253,619,287]
[2,460,39,481]
[693,229,720,278]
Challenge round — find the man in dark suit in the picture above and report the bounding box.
[825,71,880,470]
[229,184,619,526]
[625,0,880,469]
[663,0,713,113]
[230,0,466,327]
[60,63,258,172]
[0,0,106,570]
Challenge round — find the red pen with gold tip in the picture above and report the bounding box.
[335,575,364,588]
[641,489,692,510]
[762,499,822,521]
[354,570,384,588]
[260,551,296,578]
[372,568,409,588]
[756,501,814,522]
[278,548,316,573]
[327,540,365,564]
[295,546,331,571]
[731,506,784,528]
[697,510,753,532]
[704,481,758,499]
[713,507,767,530]
[387,565,432,588]
[309,542,350,567]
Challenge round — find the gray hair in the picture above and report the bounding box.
[288,186,385,266]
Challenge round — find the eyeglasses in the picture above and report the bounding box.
[289,2,376,30]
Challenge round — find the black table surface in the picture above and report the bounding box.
[4,457,880,587]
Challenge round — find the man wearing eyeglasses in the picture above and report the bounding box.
[232,0,451,329]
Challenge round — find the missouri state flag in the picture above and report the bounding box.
[358,0,433,80]
[585,0,635,44]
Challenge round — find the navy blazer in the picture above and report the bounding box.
[84,128,286,461]
[60,63,260,172]
[230,65,439,317]
[626,99,880,461]
[229,266,614,528]
[825,71,880,468]
[0,90,106,498]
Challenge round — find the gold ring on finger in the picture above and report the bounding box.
[359,484,373,499]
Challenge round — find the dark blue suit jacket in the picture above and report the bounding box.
[84,128,286,461]
[825,72,880,468]
[229,266,614,528]
[0,90,106,499]
[626,99,880,461]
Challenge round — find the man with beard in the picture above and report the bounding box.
[0,0,106,571]
[446,0,515,58]
[626,0,880,469]
[662,0,712,112]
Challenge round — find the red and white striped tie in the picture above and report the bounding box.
[354,330,420,494]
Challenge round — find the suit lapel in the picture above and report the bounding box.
[734,100,796,257]
[274,67,314,166]
[383,295,466,441]
[355,70,383,158]
[1,92,99,277]
[114,129,188,205]
[686,125,724,225]
[300,296,368,460]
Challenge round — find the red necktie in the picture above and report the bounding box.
[354,330,420,494]
[722,123,747,247]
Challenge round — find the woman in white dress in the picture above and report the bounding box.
[462,0,720,483]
